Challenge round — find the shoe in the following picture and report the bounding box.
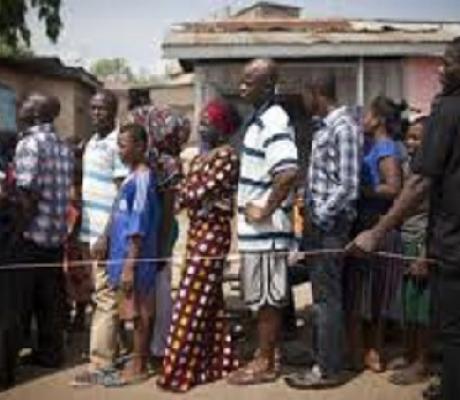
[285,365,346,390]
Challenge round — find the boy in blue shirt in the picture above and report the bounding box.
[107,123,160,385]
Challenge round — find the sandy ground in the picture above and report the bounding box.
[0,280,428,400]
[0,361,426,400]
[0,215,429,400]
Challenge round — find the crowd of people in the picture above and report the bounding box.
[0,36,459,400]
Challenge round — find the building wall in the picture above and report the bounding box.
[73,82,95,140]
[364,59,404,105]
[149,84,194,117]
[403,57,442,115]
[0,66,94,139]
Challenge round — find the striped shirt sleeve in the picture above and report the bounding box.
[264,124,298,176]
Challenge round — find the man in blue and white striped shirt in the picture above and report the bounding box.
[75,91,128,384]
[229,59,298,385]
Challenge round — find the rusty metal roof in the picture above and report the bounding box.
[234,1,302,16]
[163,18,460,60]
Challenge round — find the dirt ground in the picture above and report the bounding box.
[0,290,428,400]
[0,217,429,400]
[0,359,426,400]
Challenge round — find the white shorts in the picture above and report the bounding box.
[240,251,288,312]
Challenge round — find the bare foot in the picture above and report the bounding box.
[364,349,385,373]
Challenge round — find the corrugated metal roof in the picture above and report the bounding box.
[163,18,460,60]
[234,1,302,16]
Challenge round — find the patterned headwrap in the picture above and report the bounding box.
[128,104,190,156]
[202,99,238,137]
[128,104,190,189]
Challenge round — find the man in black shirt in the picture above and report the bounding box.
[347,37,460,400]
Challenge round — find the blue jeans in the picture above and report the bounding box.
[307,216,351,376]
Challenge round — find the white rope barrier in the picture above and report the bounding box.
[0,248,437,271]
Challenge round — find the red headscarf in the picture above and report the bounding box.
[202,99,238,137]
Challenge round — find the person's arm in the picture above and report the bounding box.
[363,156,402,200]
[312,122,361,229]
[347,174,430,255]
[121,236,141,295]
[245,121,298,223]
[245,168,298,222]
[157,189,175,268]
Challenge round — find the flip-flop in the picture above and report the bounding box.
[103,371,151,388]
[70,367,116,387]
[227,364,278,386]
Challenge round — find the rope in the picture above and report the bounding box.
[0,248,437,271]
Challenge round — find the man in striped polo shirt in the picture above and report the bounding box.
[75,90,128,384]
[229,59,298,385]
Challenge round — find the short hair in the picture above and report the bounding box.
[310,73,337,101]
[246,58,279,86]
[119,122,148,145]
[93,89,118,115]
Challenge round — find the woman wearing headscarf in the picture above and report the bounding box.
[128,104,191,366]
[157,99,240,393]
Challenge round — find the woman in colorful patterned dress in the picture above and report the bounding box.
[157,99,241,393]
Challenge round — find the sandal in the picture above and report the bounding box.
[227,358,278,385]
[103,370,151,387]
[70,367,116,387]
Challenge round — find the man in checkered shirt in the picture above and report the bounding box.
[286,76,361,389]
[14,93,74,368]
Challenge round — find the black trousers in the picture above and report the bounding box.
[0,268,21,389]
[18,240,65,367]
[438,264,460,400]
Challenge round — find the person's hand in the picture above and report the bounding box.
[244,202,268,224]
[345,228,384,257]
[91,235,107,261]
[408,258,429,277]
[121,267,134,295]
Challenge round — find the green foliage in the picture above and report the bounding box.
[0,40,34,57]
[0,0,62,50]
[90,58,134,80]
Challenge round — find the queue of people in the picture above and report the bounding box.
[0,37,459,400]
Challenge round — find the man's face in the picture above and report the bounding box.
[439,46,460,90]
[90,94,115,134]
[239,66,267,105]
